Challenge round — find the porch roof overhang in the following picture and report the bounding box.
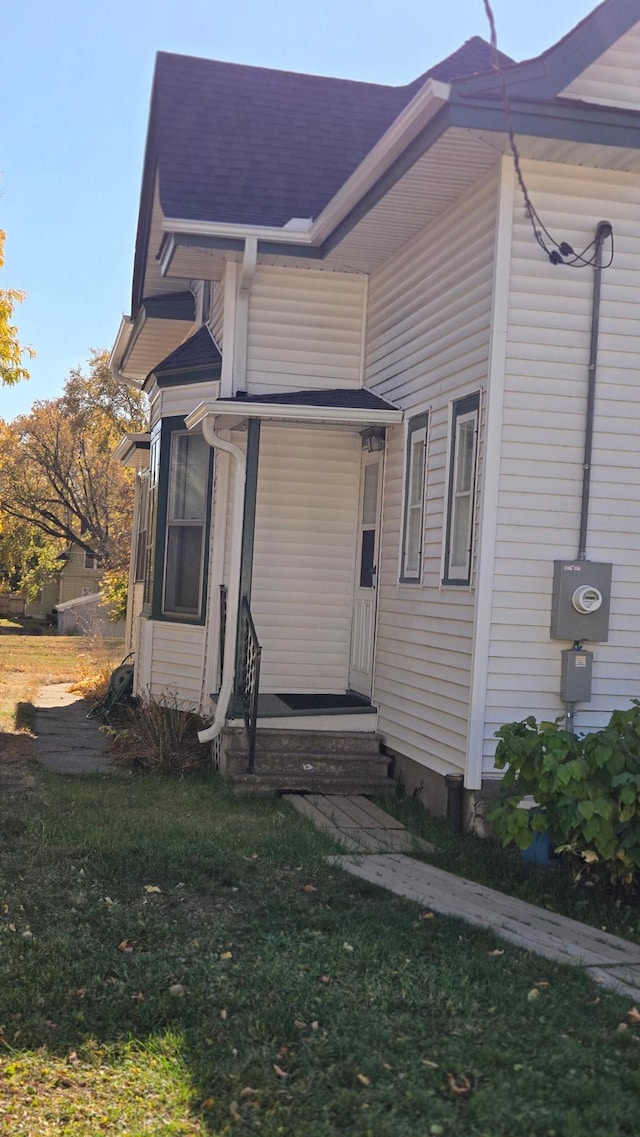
[110,291,197,386]
[113,432,151,469]
[185,388,403,432]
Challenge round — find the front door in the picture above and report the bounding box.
[349,451,383,697]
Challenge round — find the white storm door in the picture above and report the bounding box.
[349,452,383,697]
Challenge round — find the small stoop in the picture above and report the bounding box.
[219,727,394,795]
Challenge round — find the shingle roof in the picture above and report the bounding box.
[152,37,513,230]
[232,388,398,412]
[148,326,222,390]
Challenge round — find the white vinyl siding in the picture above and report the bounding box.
[134,615,153,698]
[365,168,499,775]
[147,621,207,710]
[483,160,640,771]
[159,381,219,420]
[559,23,640,111]
[251,424,360,693]
[246,266,366,394]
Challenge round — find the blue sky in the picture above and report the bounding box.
[1,0,597,419]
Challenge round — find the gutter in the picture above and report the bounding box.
[186,399,403,430]
[109,316,144,390]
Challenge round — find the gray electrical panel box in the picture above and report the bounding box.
[561,647,593,702]
[550,560,612,642]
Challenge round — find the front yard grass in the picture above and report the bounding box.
[2,773,640,1136]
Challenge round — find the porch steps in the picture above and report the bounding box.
[219,727,394,795]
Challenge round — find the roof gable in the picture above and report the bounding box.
[451,0,640,103]
[559,18,640,109]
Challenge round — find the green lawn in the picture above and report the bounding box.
[1,773,640,1136]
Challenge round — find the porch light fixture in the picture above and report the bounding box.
[361,427,385,452]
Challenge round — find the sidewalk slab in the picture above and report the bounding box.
[289,792,433,854]
[333,852,640,1002]
[33,683,112,774]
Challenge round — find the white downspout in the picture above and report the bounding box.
[196,235,256,743]
[197,419,246,743]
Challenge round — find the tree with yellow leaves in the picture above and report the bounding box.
[0,229,34,385]
[0,350,147,577]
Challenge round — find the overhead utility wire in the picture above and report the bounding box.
[482,0,614,269]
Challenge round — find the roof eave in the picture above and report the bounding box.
[185,399,403,431]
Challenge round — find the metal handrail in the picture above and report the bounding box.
[218,585,227,690]
[240,595,261,774]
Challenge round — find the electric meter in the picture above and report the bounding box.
[550,561,612,641]
[571,585,603,615]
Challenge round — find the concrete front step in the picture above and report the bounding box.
[231,772,395,796]
[219,725,392,794]
[224,748,389,779]
[223,726,383,756]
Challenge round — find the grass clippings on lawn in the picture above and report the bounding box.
[2,774,640,1137]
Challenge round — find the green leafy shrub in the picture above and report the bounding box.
[490,703,640,887]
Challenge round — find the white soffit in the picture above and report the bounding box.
[323,128,501,272]
[324,127,640,272]
[123,318,196,383]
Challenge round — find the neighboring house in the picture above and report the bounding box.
[25,544,101,617]
[56,593,125,638]
[112,0,640,815]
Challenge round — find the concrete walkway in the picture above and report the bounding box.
[289,792,434,853]
[334,850,640,1002]
[33,683,112,773]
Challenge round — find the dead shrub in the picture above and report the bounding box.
[110,690,210,775]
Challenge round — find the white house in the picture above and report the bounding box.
[111,0,640,816]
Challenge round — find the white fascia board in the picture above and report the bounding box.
[311,78,450,245]
[161,79,450,254]
[185,399,403,431]
[109,316,134,376]
[161,218,314,246]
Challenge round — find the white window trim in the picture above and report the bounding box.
[162,429,208,618]
[442,394,480,586]
[400,411,429,584]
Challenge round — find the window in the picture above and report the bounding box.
[134,472,149,583]
[143,419,213,623]
[400,412,429,582]
[443,393,479,586]
[143,427,160,607]
[84,552,98,570]
[162,430,211,618]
